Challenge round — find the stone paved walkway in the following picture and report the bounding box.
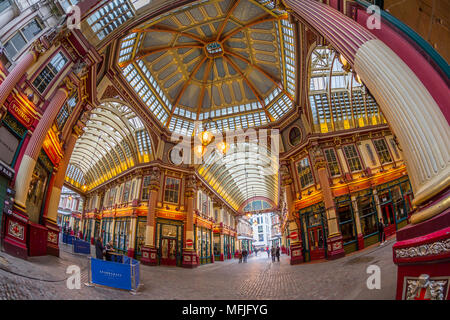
[0,238,397,300]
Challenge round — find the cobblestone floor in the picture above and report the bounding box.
[0,238,397,300]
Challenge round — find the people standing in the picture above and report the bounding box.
[378,218,386,245]
[95,237,105,260]
[271,247,275,262]
[105,240,115,261]
[276,246,280,262]
[238,250,243,263]
[242,249,248,263]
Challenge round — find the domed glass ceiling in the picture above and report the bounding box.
[117,0,296,135]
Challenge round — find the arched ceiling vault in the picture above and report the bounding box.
[65,102,154,190]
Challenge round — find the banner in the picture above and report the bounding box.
[73,239,91,254]
[90,258,134,291]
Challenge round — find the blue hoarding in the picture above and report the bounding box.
[73,239,91,254]
[90,258,136,291]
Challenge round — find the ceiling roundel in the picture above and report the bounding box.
[118,0,296,135]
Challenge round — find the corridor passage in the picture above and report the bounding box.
[0,239,396,300]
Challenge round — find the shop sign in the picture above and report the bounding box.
[7,99,35,128]
[290,232,298,240]
[186,239,193,247]
[0,127,19,167]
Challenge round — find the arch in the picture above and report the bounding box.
[66,101,154,190]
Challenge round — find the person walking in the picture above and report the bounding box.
[378,218,386,245]
[95,237,105,260]
[276,246,280,262]
[267,248,270,258]
[238,250,243,263]
[271,247,275,262]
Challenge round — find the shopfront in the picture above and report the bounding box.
[101,217,113,244]
[213,232,221,260]
[335,195,358,253]
[155,218,183,266]
[195,226,212,264]
[57,212,71,229]
[135,217,147,259]
[223,234,233,260]
[376,177,413,237]
[298,202,327,261]
[113,217,131,254]
[355,189,379,247]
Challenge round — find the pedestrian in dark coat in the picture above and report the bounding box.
[95,237,104,260]
[242,249,248,263]
[271,247,276,262]
[276,246,280,262]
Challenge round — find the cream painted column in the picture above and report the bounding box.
[351,195,362,236]
[373,189,383,221]
[316,164,340,237]
[354,40,450,223]
[14,87,69,210]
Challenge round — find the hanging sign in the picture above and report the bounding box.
[290,232,298,240]
[186,239,193,247]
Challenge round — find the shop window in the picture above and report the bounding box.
[26,157,50,224]
[289,127,302,146]
[373,138,392,164]
[114,218,130,253]
[32,52,68,94]
[136,218,146,255]
[258,225,263,233]
[324,148,341,176]
[296,157,314,189]
[343,145,362,172]
[336,197,356,244]
[101,218,113,244]
[356,191,378,237]
[258,234,264,241]
[213,233,220,256]
[4,18,43,59]
[164,177,180,204]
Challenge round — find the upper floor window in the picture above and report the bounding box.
[122,181,131,203]
[324,148,341,177]
[56,93,78,131]
[343,145,362,172]
[32,52,68,94]
[141,176,151,201]
[164,177,180,204]
[0,0,11,13]
[373,139,392,164]
[297,157,314,189]
[4,18,43,59]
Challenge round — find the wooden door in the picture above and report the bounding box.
[308,226,326,260]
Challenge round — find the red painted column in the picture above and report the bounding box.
[14,87,69,217]
[0,49,39,107]
[140,167,160,265]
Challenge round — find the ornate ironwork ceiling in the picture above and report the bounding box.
[118,0,296,135]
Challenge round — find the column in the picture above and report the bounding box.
[14,87,69,211]
[128,213,137,258]
[351,195,364,251]
[43,124,83,256]
[281,161,303,264]
[182,174,198,268]
[315,160,345,260]
[140,167,160,265]
[0,45,41,108]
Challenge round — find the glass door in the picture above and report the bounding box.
[161,238,177,266]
